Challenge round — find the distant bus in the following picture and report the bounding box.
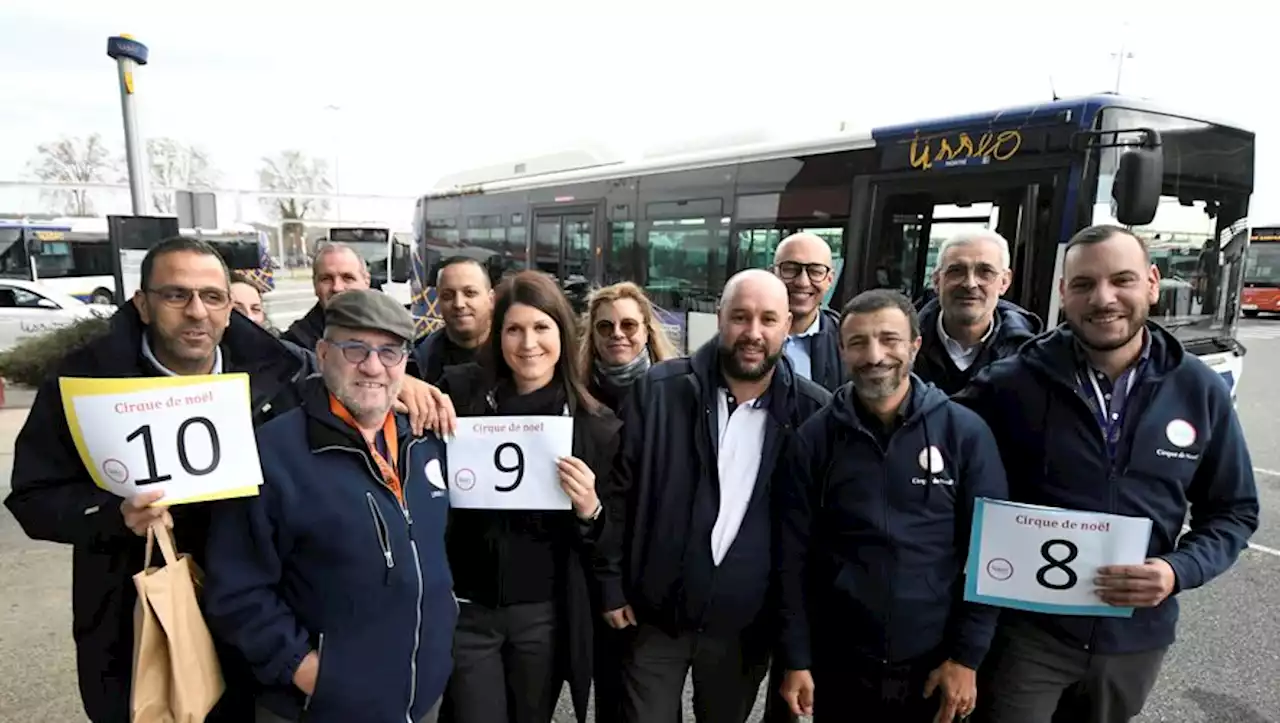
[0,219,274,304]
[1243,226,1280,317]
[325,225,413,305]
[414,93,1256,393]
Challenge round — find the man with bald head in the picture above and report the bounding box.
[594,270,831,723]
[916,230,1042,394]
[773,233,846,391]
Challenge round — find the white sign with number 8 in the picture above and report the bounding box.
[446,415,575,510]
[964,498,1154,618]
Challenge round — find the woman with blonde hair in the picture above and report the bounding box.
[578,282,680,414]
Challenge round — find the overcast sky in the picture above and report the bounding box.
[1,0,1273,226]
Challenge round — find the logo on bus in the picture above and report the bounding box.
[909,129,1023,171]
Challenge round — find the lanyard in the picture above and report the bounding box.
[329,393,403,503]
[1078,361,1144,457]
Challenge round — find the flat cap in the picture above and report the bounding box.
[324,289,415,343]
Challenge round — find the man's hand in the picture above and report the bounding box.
[394,377,458,438]
[602,604,636,630]
[1096,558,1177,607]
[293,650,320,696]
[121,490,171,537]
[781,669,815,717]
[923,660,976,723]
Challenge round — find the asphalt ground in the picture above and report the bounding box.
[1,318,1278,722]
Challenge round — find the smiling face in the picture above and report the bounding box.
[593,297,648,366]
[718,271,791,382]
[932,235,1011,327]
[1060,231,1159,352]
[318,326,407,426]
[133,249,232,375]
[500,302,561,392]
[841,306,921,402]
[773,233,834,325]
[437,261,493,341]
[313,246,370,307]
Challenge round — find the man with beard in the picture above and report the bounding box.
[593,269,830,723]
[282,243,372,350]
[412,256,493,384]
[204,290,456,723]
[772,232,845,391]
[955,225,1259,723]
[775,289,1007,723]
[915,230,1042,394]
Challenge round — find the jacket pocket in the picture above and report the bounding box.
[366,492,395,570]
[302,632,325,712]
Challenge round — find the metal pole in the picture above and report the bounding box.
[325,104,343,220]
[107,35,150,215]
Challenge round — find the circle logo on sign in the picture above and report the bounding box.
[454,468,476,491]
[918,446,945,474]
[986,558,1014,581]
[425,459,446,490]
[1165,419,1197,448]
[102,458,129,484]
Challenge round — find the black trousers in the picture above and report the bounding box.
[593,619,686,723]
[811,650,945,723]
[448,600,560,723]
[620,624,769,723]
[975,618,1168,723]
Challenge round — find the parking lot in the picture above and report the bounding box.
[1,319,1277,722]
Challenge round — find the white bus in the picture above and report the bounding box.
[324,224,414,305]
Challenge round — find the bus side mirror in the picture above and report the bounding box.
[24,236,43,257]
[1112,145,1162,227]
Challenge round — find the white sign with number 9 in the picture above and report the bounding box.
[447,415,575,510]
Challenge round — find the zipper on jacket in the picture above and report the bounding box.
[303,632,325,711]
[366,491,396,576]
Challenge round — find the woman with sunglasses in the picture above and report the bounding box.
[438,271,621,723]
[578,282,680,415]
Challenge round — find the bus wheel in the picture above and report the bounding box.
[91,289,114,305]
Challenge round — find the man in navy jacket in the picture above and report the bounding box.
[955,225,1259,723]
[594,270,831,723]
[204,290,457,723]
[776,289,1008,723]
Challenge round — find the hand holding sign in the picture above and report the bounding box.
[447,416,574,510]
[557,456,599,520]
[60,374,264,506]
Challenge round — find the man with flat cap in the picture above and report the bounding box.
[204,289,457,723]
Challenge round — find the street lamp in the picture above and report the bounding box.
[323,104,342,220]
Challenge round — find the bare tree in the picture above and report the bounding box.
[27,134,117,216]
[258,150,332,256]
[146,138,219,214]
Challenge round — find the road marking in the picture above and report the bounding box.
[1254,467,1280,478]
[1181,525,1280,560]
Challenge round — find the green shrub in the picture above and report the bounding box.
[0,315,113,386]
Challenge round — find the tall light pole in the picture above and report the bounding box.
[107,34,150,214]
[1111,25,1135,94]
[324,104,343,220]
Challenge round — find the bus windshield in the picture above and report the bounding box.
[1245,242,1280,287]
[1093,107,1254,345]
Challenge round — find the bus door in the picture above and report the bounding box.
[852,170,1063,320]
[532,203,603,311]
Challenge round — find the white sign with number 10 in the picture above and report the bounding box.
[447,415,575,510]
[964,498,1153,618]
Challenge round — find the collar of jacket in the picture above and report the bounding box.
[298,375,414,456]
[1021,320,1185,390]
[58,301,304,383]
[690,334,796,421]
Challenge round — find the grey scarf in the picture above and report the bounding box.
[594,345,652,388]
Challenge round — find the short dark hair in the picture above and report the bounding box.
[1065,224,1150,262]
[436,256,490,287]
[140,236,230,291]
[839,288,921,340]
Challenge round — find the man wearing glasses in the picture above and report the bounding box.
[915,230,1042,395]
[205,289,455,723]
[5,237,455,723]
[772,233,846,392]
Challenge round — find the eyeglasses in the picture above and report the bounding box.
[774,261,832,283]
[594,318,642,337]
[146,286,231,310]
[940,263,1003,285]
[328,340,408,366]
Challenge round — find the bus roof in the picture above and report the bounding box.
[424,93,1253,200]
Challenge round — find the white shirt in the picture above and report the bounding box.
[709,388,768,566]
[937,312,993,372]
[141,333,224,376]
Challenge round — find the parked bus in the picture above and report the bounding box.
[412,94,1254,393]
[1243,226,1280,317]
[324,225,414,305]
[0,218,274,304]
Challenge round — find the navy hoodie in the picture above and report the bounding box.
[915,298,1042,395]
[204,380,457,723]
[776,377,1008,671]
[954,323,1259,655]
